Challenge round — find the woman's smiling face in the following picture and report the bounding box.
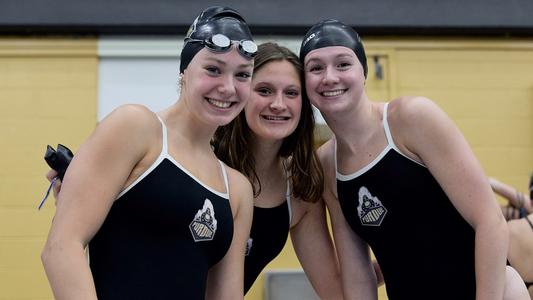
[244,59,302,142]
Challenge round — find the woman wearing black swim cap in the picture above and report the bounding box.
[300,19,526,300]
[42,6,255,299]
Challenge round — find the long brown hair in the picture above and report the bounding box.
[212,42,324,203]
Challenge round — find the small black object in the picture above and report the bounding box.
[44,144,73,180]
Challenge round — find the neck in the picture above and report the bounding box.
[251,136,284,176]
[159,99,218,149]
[323,94,380,149]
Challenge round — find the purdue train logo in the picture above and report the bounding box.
[245,238,253,256]
[189,199,218,242]
[357,187,387,226]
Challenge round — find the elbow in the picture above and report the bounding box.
[41,241,56,271]
[475,210,509,243]
[41,238,69,271]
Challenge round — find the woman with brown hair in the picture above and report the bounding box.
[213,42,343,297]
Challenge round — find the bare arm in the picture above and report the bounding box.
[318,141,377,300]
[205,170,253,300]
[41,105,153,299]
[290,198,343,300]
[398,98,507,300]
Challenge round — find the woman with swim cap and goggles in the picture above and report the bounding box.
[44,41,349,300]
[42,6,256,299]
[42,9,344,299]
[299,19,528,300]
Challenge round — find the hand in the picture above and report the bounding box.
[45,169,62,204]
[523,195,532,214]
[501,205,520,221]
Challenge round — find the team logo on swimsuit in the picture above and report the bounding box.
[245,238,253,256]
[189,199,218,242]
[357,186,387,226]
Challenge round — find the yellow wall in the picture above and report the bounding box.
[247,38,533,300]
[0,38,97,299]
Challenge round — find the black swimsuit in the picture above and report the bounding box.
[243,175,292,293]
[89,116,234,300]
[336,103,476,300]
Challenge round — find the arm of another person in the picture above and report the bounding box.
[290,198,343,300]
[397,97,508,300]
[41,105,153,299]
[205,169,253,300]
[489,177,532,213]
[318,140,378,300]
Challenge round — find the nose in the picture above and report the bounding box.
[270,92,286,111]
[217,74,236,97]
[322,66,339,85]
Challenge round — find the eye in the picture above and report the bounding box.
[285,89,300,98]
[236,71,252,81]
[205,66,221,75]
[255,87,272,96]
[307,64,323,73]
[337,62,352,69]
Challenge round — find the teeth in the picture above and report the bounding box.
[322,90,344,97]
[207,98,231,108]
[263,115,288,121]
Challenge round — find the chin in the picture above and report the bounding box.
[215,117,238,127]
[267,131,293,141]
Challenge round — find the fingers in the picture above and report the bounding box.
[524,199,533,214]
[45,169,62,205]
[46,169,59,182]
[509,206,519,220]
[502,205,520,221]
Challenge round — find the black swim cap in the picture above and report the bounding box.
[300,19,367,78]
[179,6,254,73]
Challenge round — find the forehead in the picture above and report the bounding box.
[193,47,254,68]
[304,46,355,63]
[254,60,301,84]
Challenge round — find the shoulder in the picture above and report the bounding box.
[87,104,162,160]
[97,104,161,141]
[388,96,442,126]
[387,96,451,140]
[316,138,335,168]
[317,138,335,177]
[103,104,158,129]
[225,166,254,216]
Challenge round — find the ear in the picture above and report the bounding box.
[180,71,186,86]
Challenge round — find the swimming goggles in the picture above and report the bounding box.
[185,33,257,59]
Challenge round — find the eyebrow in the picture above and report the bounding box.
[205,57,253,69]
[254,81,302,89]
[305,53,354,67]
[304,58,319,68]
